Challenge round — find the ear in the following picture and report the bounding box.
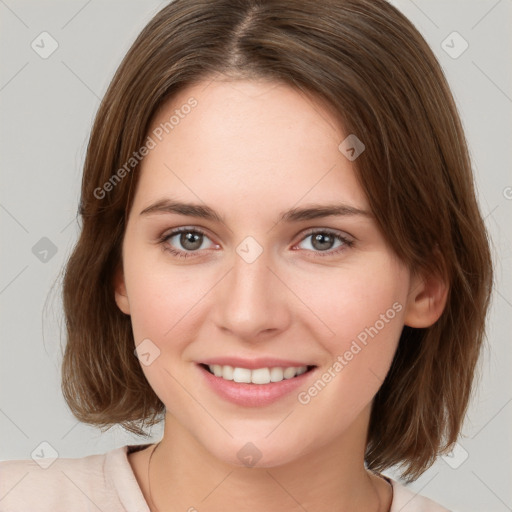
[403,265,449,328]
[113,264,131,315]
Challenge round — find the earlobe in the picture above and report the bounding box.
[403,267,449,328]
[113,265,131,315]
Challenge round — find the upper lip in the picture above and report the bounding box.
[199,357,316,370]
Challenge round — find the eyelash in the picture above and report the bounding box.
[158,227,354,260]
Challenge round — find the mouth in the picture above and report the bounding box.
[198,363,317,385]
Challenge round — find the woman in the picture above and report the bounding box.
[0,1,493,510]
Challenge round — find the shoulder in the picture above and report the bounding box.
[389,477,452,512]
[0,445,150,512]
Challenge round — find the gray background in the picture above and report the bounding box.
[0,1,511,510]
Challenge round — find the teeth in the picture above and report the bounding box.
[270,367,283,382]
[249,367,270,384]
[233,367,252,383]
[208,364,309,384]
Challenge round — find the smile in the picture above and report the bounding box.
[202,364,316,384]
[198,363,318,407]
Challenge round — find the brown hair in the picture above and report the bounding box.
[61,0,493,482]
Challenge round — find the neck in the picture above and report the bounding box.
[141,407,391,512]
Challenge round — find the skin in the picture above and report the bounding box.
[115,76,448,512]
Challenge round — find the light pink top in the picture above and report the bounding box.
[0,444,450,511]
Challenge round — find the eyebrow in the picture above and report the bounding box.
[139,198,372,223]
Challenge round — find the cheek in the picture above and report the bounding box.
[122,243,206,342]
[292,254,407,342]
[122,251,207,402]
[292,256,407,411]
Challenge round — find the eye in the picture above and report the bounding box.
[158,227,354,260]
[295,229,354,257]
[159,227,217,259]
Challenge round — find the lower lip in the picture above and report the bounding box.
[197,364,317,407]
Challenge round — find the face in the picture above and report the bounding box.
[115,77,420,468]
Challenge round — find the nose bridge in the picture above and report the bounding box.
[214,237,288,338]
[233,243,271,298]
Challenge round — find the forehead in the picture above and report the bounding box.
[134,78,369,217]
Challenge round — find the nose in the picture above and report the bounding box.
[213,244,291,342]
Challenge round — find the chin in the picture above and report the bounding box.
[205,436,308,470]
